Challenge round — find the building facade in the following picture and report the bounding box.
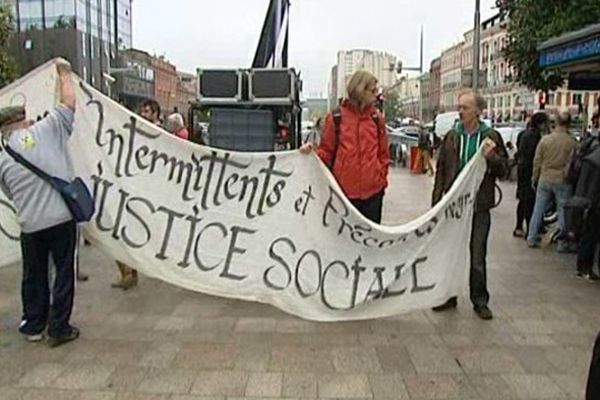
[174,71,196,121]
[328,49,399,104]
[151,56,178,117]
[398,75,421,120]
[115,48,154,112]
[5,0,133,94]
[419,72,432,122]
[440,42,464,112]
[429,57,441,117]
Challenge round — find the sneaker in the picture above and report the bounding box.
[474,305,493,320]
[513,229,524,238]
[24,333,44,342]
[527,241,539,248]
[576,271,586,279]
[48,327,80,348]
[586,273,600,282]
[432,297,458,312]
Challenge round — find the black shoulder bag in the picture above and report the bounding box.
[3,143,95,223]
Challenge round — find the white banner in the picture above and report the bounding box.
[0,61,487,321]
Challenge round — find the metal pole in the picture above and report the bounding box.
[419,26,424,123]
[473,0,481,91]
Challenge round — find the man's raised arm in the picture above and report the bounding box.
[56,59,75,112]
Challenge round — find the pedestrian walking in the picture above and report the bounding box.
[300,70,390,223]
[112,99,162,290]
[526,112,578,251]
[431,90,508,320]
[0,59,80,346]
[513,112,550,238]
[418,127,434,176]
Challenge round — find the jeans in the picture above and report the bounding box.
[527,182,572,245]
[470,210,491,308]
[350,191,384,224]
[19,221,77,338]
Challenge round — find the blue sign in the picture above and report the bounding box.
[540,35,600,68]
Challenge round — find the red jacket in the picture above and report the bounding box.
[317,101,390,200]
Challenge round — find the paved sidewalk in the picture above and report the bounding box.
[0,166,598,400]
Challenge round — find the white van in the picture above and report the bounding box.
[434,112,459,138]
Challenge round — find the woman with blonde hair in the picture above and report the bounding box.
[301,70,390,223]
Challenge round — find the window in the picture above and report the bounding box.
[573,93,583,105]
[83,65,88,82]
[556,93,562,106]
[81,33,86,57]
[547,93,555,106]
[24,39,33,50]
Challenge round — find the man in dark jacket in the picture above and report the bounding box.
[431,90,508,320]
[514,112,549,237]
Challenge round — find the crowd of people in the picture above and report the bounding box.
[0,63,598,400]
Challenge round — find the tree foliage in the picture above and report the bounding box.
[383,90,401,122]
[0,4,17,89]
[497,0,600,91]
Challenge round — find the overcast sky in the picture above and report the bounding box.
[132,0,498,97]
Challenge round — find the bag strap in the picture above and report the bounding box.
[2,140,55,186]
[330,107,342,169]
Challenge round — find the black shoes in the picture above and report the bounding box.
[474,305,493,320]
[432,297,493,320]
[48,327,80,348]
[432,297,458,312]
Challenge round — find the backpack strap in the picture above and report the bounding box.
[330,107,342,169]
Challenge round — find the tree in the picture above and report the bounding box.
[383,90,401,123]
[497,0,600,92]
[0,4,17,88]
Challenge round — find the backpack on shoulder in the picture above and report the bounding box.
[328,107,382,170]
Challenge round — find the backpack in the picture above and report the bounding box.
[564,145,600,239]
[565,136,599,185]
[329,107,382,170]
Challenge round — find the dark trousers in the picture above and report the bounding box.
[587,331,600,400]
[577,213,600,275]
[20,220,77,338]
[470,210,491,308]
[350,191,384,224]
[516,192,535,233]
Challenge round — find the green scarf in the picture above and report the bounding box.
[455,121,491,171]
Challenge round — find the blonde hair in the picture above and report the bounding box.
[346,70,378,109]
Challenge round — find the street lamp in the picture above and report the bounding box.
[473,0,481,91]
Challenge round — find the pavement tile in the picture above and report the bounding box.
[234,343,271,372]
[20,388,77,400]
[374,346,416,374]
[403,374,478,399]
[0,386,27,400]
[269,346,334,372]
[234,318,277,333]
[331,347,382,373]
[501,374,566,399]
[467,374,516,398]
[136,368,195,394]
[173,343,237,370]
[138,341,181,368]
[190,371,248,397]
[407,346,462,374]
[368,373,409,399]
[550,373,588,399]
[282,372,317,398]
[317,373,372,398]
[52,363,116,390]
[244,372,282,397]
[16,362,67,388]
[453,348,525,374]
[105,366,150,391]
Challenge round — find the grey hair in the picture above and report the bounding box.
[458,89,487,113]
[167,113,185,130]
[556,111,571,127]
